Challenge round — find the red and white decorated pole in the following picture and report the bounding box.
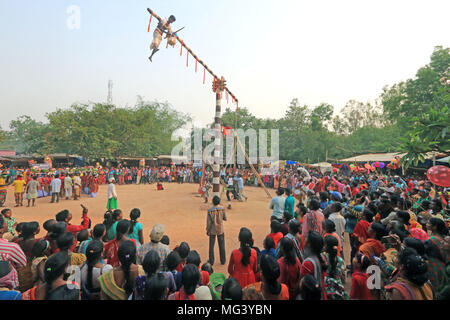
[212,76,226,198]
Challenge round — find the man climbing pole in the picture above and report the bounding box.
[149,15,176,62]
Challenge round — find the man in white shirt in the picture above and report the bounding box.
[107,177,118,210]
[226,176,236,201]
[64,174,73,200]
[50,174,62,203]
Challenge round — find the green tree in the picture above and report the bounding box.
[9,116,50,154]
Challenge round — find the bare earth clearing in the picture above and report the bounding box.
[5,183,350,278]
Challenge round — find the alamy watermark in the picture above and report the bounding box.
[366,265,382,290]
[171,128,280,173]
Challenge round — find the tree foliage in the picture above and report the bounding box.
[7,102,189,162]
[5,46,448,166]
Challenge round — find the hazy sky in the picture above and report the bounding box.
[1,0,449,130]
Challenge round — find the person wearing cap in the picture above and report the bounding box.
[107,177,118,210]
[137,224,171,272]
[149,15,176,62]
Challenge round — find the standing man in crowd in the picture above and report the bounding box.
[284,188,295,218]
[206,195,227,266]
[11,175,26,207]
[50,174,61,203]
[65,174,73,200]
[73,173,81,200]
[226,175,236,202]
[26,175,39,207]
[270,188,285,222]
[0,172,7,207]
[234,174,248,202]
[107,177,118,210]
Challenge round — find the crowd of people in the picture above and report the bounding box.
[0,162,449,300]
[0,166,209,208]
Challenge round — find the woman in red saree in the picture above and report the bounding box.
[104,220,137,267]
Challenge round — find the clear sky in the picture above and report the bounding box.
[1,0,449,130]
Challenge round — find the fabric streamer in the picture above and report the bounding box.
[186,51,189,67]
[195,59,198,73]
[203,68,206,84]
[147,15,152,32]
[180,40,183,56]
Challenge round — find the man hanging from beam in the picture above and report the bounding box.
[149,15,176,62]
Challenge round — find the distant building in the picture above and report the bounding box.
[0,150,16,157]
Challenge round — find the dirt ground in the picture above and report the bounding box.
[3,183,351,277]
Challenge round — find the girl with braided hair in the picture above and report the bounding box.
[104,220,137,267]
[22,251,80,300]
[98,240,142,300]
[277,237,301,300]
[127,208,144,245]
[242,254,289,300]
[80,240,112,300]
[228,227,258,289]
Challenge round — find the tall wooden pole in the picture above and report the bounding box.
[146,9,240,200]
[212,77,224,198]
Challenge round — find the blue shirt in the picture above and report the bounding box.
[285,196,295,217]
[261,248,277,258]
[128,222,143,245]
[270,196,285,219]
[106,221,118,241]
[0,290,21,300]
[368,180,379,191]
[234,177,244,189]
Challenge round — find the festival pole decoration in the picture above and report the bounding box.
[147,8,240,199]
[211,76,226,198]
[146,8,239,111]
